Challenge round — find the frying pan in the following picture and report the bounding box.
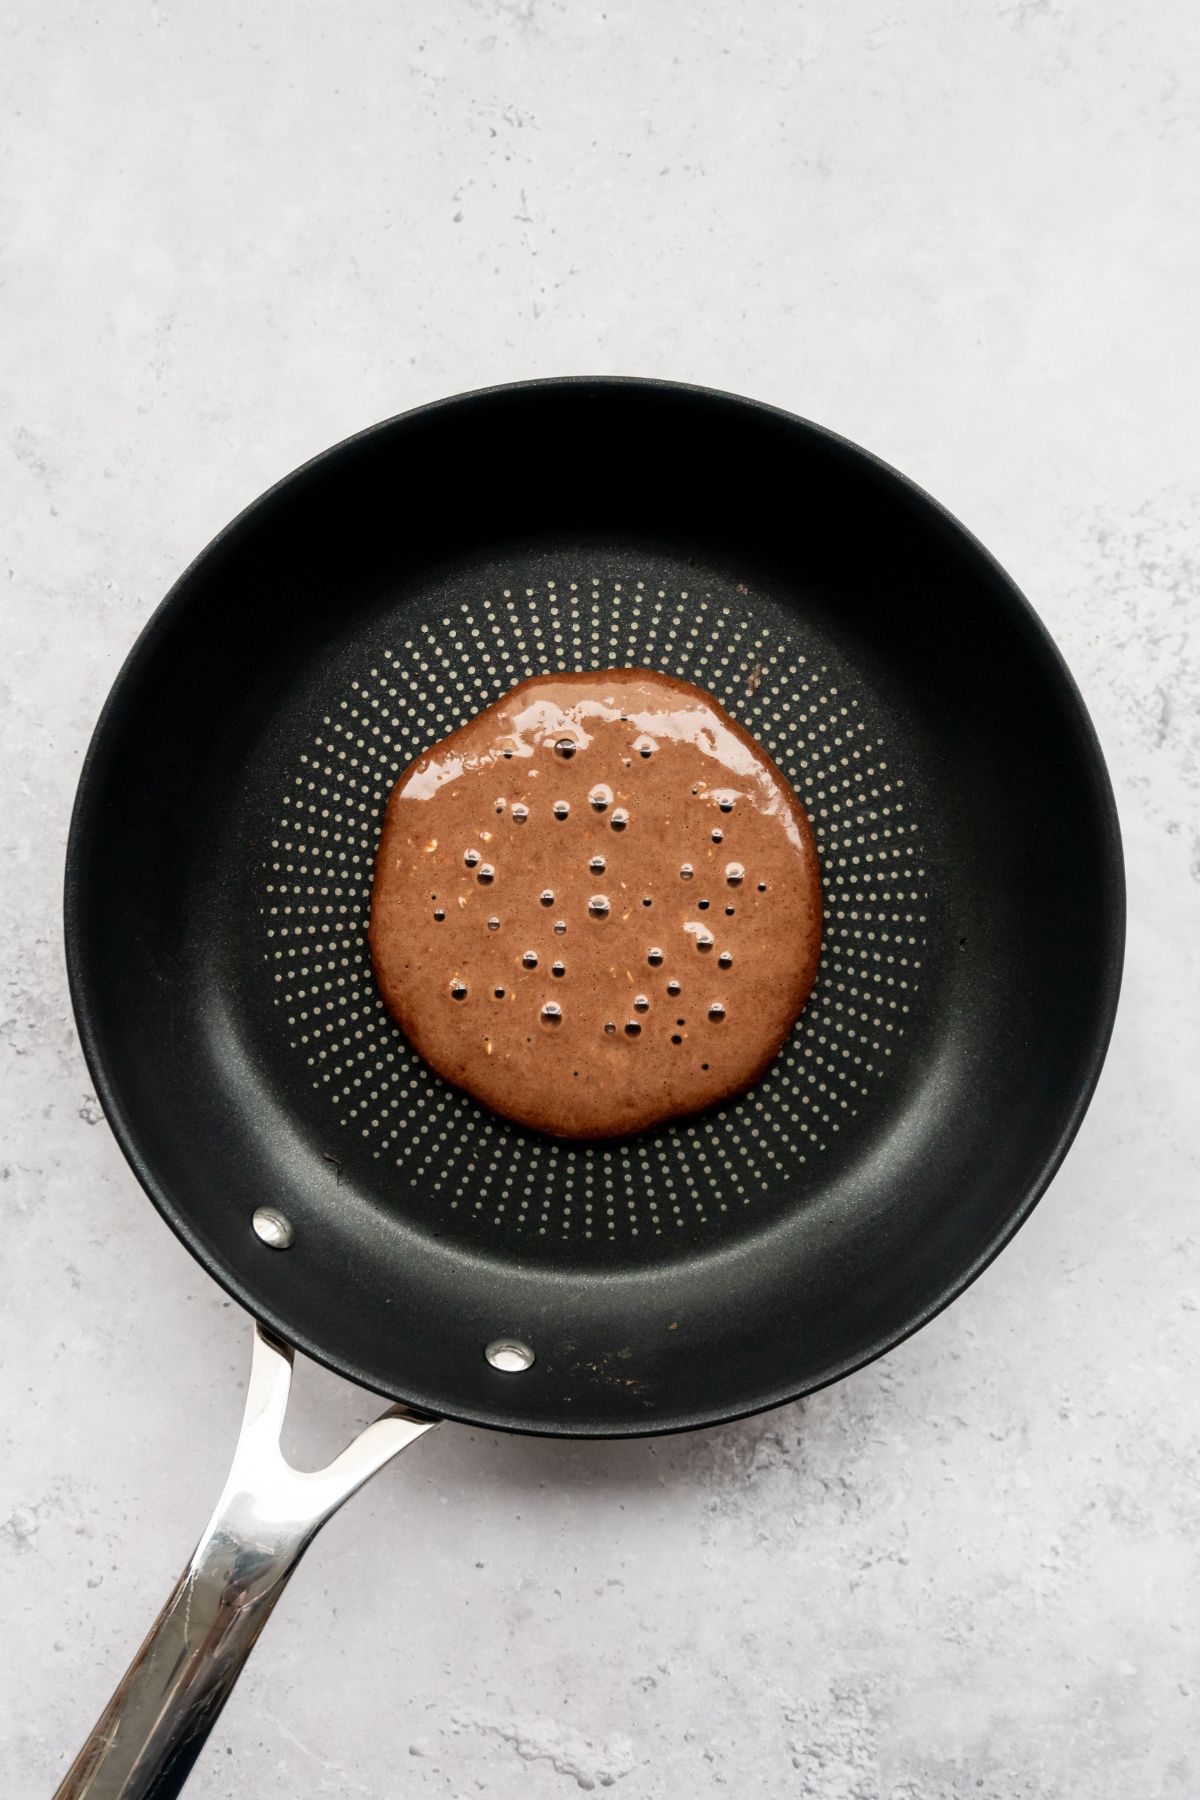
[57,378,1124,1798]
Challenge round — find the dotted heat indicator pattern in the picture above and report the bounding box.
[261,580,930,1250]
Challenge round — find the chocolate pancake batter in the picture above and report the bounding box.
[369,670,822,1139]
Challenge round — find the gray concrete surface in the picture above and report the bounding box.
[3,3,1198,1795]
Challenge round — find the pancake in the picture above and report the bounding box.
[368,669,822,1139]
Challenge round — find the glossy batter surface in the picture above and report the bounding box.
[369,670,822,1138]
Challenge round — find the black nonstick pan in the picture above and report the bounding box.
[57,378,1124,1798]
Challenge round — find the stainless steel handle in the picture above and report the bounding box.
[54,1322,439,1799]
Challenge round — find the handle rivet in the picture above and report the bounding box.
[485,1338,535,1372]
[252,1207,295,1250]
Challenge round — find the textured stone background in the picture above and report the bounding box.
[2,3,1197,1795]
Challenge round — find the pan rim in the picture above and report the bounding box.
[62,375,1126,1437]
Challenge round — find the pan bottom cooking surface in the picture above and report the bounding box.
[258,563,935,1260]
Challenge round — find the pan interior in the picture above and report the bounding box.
[66,382,1121,1432]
